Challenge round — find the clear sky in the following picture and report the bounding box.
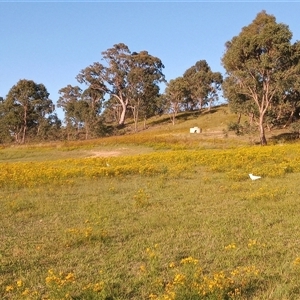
[1,1,300,120]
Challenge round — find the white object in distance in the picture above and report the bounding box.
[249,173,261,180]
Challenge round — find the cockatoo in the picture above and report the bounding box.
[249,173,261,180]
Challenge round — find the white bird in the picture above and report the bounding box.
[249,173,261,180]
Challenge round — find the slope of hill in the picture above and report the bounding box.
[0,104,295,164]
[121,104,293,148]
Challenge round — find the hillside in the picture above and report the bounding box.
[113,104,294,149]
[0,104,296,164]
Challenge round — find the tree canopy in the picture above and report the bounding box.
[58,83,105,140]
[162,60,222,125]
[164,77,189,125]
[222,11,300,145]
[183,60,223,110]
[1,79,55,143]
[77,43,165,127]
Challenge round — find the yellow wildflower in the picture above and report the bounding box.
[22,288,30,296]
[17,279,23,287]
[293,257,300,266]
[5,285,14,292]
[225,243,236,250]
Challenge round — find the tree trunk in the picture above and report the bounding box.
[119,105,126,125]
[237,113,242,124]
[22,124,27,143]
[259,116,267,145]
[22,107,28,144]
[85,123,89,140]
[208,98,213,111]
[198,98,203,110]
[117,100,127,125]
[168,112,176,125]
[131,105,138,132]
[283,110,295,128]
[15,130,21,143]
[249,113,254,126]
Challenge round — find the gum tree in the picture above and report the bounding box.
[58,85,84,139]
[77,43,165,126]
[58,84,105,139]
[222,11,300,145]
[183,60,222,110]
[127,51,165,131]
[3,79,54,143]
[164,77,189,125]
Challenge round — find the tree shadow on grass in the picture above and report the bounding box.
[269,132,299,143]
[176,108,219,121]
[148,108,220,126]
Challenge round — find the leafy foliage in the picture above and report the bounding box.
[163,60,222,125]
[58,84,106,140]
[77,43,165,127]
[222,11,300,145]
[0,79,56,143]
[164,77,189,125]
[183,60,223,110]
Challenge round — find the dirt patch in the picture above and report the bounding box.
[87,148,129,158]
[89,151,121,157]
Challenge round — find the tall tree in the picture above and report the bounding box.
[276,40,300,127]
[127,51,165,131]
[183,60,222,110]
[58,85,83,139]
[164,77,188,125]
[3,79,54,143]
[222,11,300,145]
[0,96,12,143]
[77,43,165,126]
[222,76,258,125]
[58,84,105,139]
[75,62,105,114]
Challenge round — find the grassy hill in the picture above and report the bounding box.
[1,105,300,299]
[0,104,295,162]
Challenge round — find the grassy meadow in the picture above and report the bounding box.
[1,106,300,299]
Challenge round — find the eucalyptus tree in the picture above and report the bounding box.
[275,40,300,127]
[77,43,165,126]
[222,76,258,125]
[164,77,189,125]
[183,60,222,110]
[58,85,89,139]
[58,83,106,139]
[58,85,83,138]
[75,62,105,114]
[127,51,165,131]
[222,11,300,145]
[0,96,12,142]
[81,87,105,138]
[3,79,54,143]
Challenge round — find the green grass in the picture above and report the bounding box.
[1,106,300,299]
[0,144,156,163]
[2,169,300,299]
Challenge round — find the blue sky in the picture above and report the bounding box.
[1,1,300,120]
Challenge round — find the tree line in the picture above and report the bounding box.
[1,11,300,145]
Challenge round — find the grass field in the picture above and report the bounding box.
[1,107,300,299]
